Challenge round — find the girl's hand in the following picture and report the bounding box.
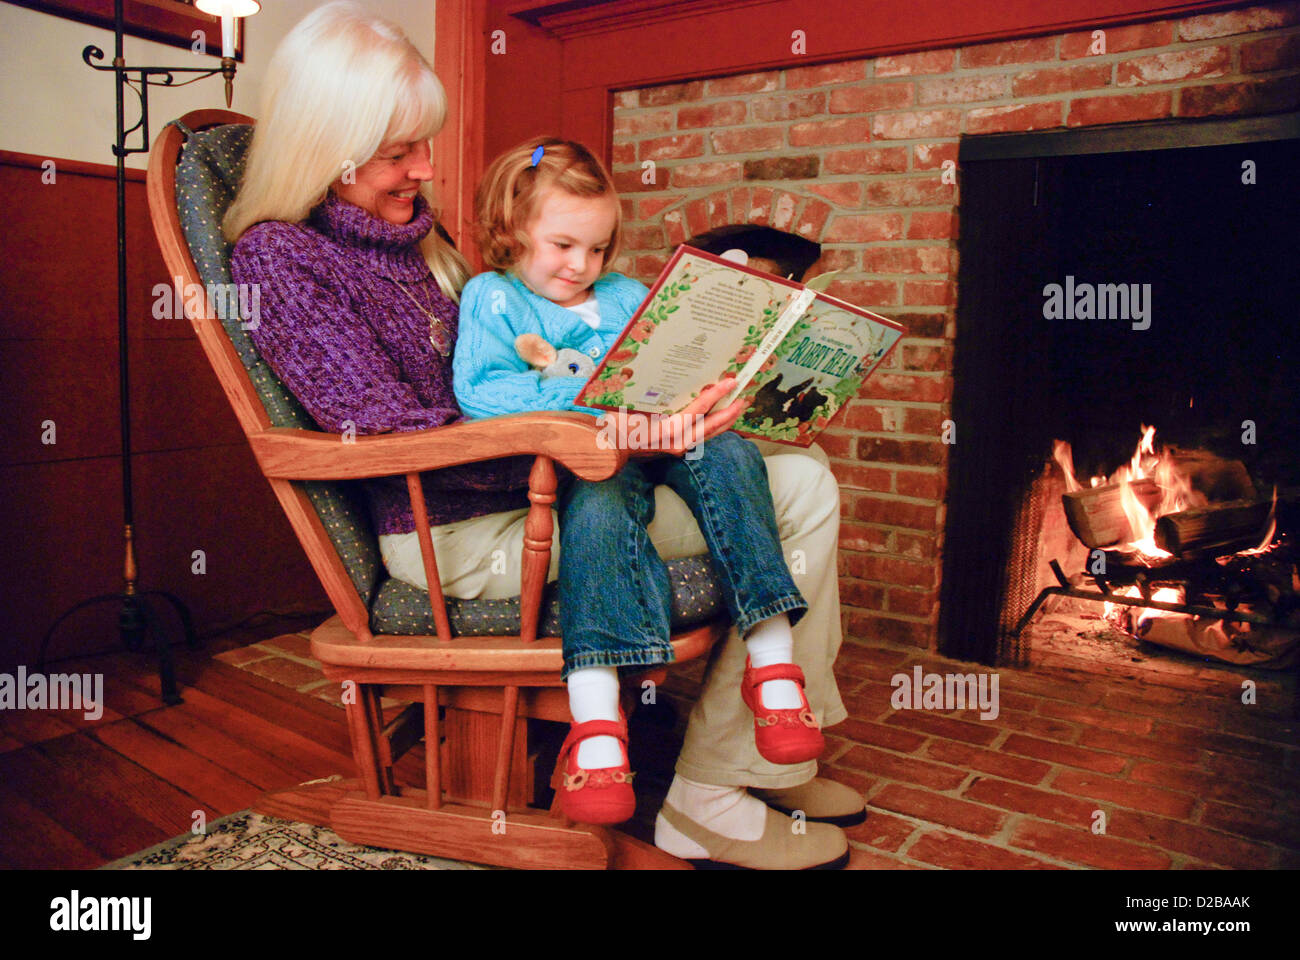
[620,377,751,459]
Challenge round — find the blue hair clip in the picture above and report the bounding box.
[530,145,544,167]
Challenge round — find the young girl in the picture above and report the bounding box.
[454,137,825,825]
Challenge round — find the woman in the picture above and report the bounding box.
[226,0,861,869]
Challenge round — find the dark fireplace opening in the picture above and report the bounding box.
[939,115,1300,670]
[1036,140,1299,487]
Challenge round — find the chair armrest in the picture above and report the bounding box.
[248,411,627,482]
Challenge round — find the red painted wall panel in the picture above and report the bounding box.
[483,8,566,162]
[0,154,328,671]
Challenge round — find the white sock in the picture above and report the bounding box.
[745,614,802,709]
[566,666,623,769]
[655,775,768,858]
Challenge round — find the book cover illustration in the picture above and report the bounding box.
[575,246,904,446]
[577,248,804,410]
[734,294,903,444]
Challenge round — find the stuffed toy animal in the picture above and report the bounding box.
[515,333,596,378]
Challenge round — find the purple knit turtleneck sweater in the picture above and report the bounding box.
[230,192,531,535]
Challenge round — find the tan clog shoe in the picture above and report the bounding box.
[749,777,867,827]
[657,801,849,870]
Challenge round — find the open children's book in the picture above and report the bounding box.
[575,245,906,446]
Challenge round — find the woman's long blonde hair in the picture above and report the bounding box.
[223,0,469,300]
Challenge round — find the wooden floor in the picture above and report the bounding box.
[4,617,1297,870]
[0,617,402,869]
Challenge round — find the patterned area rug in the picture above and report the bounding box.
[100,809,488,871]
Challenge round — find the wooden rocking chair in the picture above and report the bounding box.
[145,109,727,869]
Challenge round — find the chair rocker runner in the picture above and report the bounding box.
[145,109,728,870]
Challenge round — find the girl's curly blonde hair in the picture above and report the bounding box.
[474,136,623,272]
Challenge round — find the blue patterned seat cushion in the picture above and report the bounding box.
[170,119,724,637]
[371,555,722,636]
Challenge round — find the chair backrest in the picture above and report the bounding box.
[147,110,381,635]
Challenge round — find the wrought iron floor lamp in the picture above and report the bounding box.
[37,0,258,705]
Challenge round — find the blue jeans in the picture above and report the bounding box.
[556,431,807,679]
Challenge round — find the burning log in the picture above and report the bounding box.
[1153,498,1273,559]
[1168,448,1254,502]
[1062,478,1162,549]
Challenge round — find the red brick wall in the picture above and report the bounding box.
[608,3,1300,650]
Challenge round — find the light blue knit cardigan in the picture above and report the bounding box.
[453,269,650,419]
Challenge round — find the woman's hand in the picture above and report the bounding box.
[617,377,751,459]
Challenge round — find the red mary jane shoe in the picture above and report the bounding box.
[551,716,636,825]
[741,658,825,765]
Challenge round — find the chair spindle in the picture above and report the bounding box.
[520,456,557,643]
[491,685,521,814]
[424,684,441,810]
[405,472,454,642]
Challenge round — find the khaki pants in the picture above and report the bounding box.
[378,442,844,789]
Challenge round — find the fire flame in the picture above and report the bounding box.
[1054,427,1281,632]
[1232,486,1279,559]
[1051,440,1078,493]
[1108,584,1184,631]
[1055,425,1200,561]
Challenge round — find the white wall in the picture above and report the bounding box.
[0,0,437,170]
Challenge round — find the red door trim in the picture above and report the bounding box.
[434,0,486,266]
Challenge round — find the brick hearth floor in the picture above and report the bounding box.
[217,632,1299,870]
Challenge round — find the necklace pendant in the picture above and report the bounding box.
[394,277,453,357]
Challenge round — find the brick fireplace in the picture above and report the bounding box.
[601,4,1300,659]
